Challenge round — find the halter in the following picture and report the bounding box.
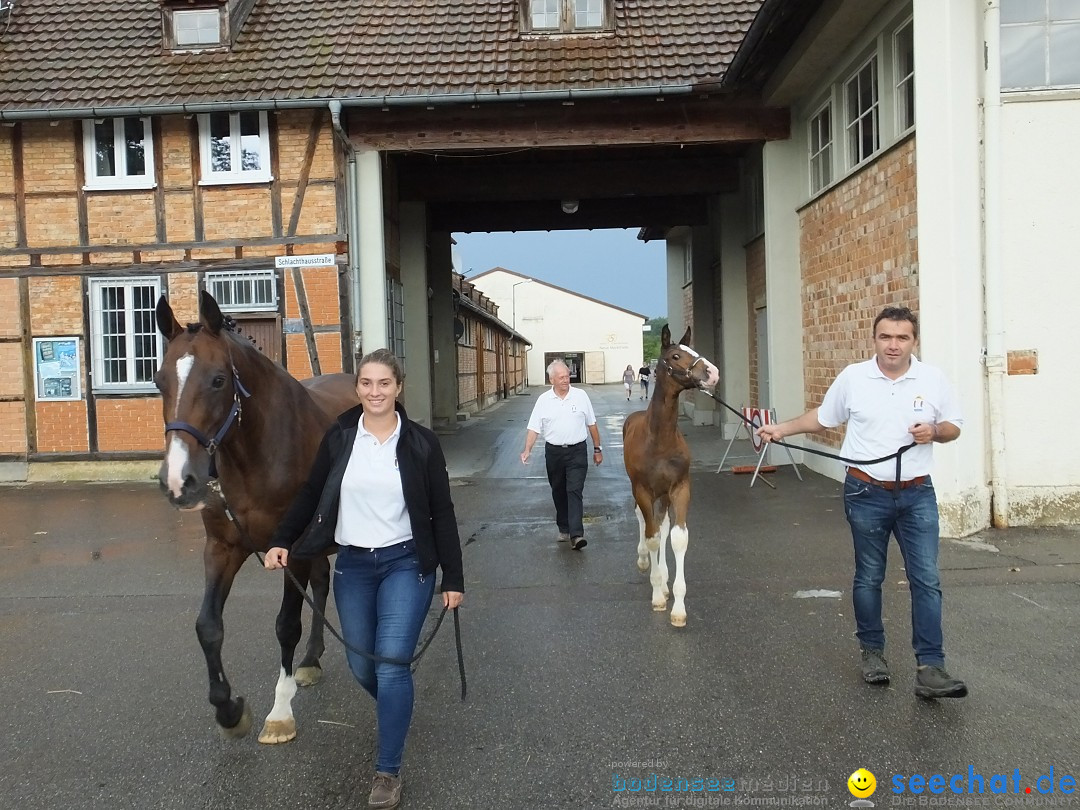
[163,360,251,479]
[656,344,712,387]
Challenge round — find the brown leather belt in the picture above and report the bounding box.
[847,467,927,490]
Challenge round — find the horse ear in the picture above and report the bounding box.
[679,326,692,346]
[155,296,183,340]
[661,324,672,348]
[199,290,225,334]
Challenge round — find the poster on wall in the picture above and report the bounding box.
[33,337,81,402]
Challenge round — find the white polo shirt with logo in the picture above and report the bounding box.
[816,356,963,481]
[526,386,597,446]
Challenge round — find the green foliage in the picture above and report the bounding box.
[641,316,667,363]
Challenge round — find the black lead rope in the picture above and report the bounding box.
[217,494,467,701]
[695,386,917,486]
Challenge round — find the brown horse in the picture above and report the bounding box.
[622,325,719,627]
[154,291,358,743]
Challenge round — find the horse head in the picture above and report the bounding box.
[154,291,251,510]
[657,324,720,391]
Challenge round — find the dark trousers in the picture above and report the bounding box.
[544,441,589,537]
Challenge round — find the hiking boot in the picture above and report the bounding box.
[558,532,570,543]
[915,665,968,699]
[860,648,890,684]
[570,536,587,550]
[368,772,402,809]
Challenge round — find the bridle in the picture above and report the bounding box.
[163,356,251,480]
[656,344,712,388]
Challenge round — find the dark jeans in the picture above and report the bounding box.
[333,541,436,774]
[545,441,588,537]
[640,379,649,396]
[843,474,945,666]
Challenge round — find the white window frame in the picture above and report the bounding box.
[808,101,833,194]
[844,54,880,169]
[82,117,155,191]
[894,20,915,134]
[88,277,164,394]
[1000,0,1080,90]
[205,270,278,312]
[682,235,693,286]
[527,0,608,33]
[173,8,222,47]
[197,111,272,185]
[387,279,405,360]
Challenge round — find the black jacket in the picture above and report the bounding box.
[270,402,465,593]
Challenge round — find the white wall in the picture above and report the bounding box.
[996,95,1080,520]
[470,270,645,384]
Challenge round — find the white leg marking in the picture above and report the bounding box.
[265,666,297,723]
[165,436,190,499]
[658,513,671,598]
[670,524,689,626]
[635,505,649,572]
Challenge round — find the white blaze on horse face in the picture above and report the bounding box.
[165,436,190,499]
[174,354,195,420]
[678,344,720,388]
[164,354,196,499]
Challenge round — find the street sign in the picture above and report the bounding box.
[274,254,336,269]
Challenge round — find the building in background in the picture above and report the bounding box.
[451,272,530,415]
[470,267,645,386]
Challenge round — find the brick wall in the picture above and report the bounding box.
[29,277,83,333]
[0,401,26,453]
[0,110,349,461]
[35,401,89,453]
[96,398,162,452]
[799,138,919,445]
[745,236,766,407]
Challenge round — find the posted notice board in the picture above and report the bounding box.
[33,337,81,401]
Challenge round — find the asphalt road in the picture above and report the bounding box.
[1,383,1077,809]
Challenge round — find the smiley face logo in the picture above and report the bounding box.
[848,768,877,798]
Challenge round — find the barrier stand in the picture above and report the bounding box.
[716,407,804,489]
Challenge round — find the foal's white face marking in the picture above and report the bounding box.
[677,345,720,388]
[165,354,195,499]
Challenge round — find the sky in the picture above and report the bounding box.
[452,229,667,318]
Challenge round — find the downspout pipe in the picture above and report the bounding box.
[982,1,1009,526]
[328,99,363,370]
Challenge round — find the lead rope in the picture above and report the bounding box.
[213,484,467,700]
[693,384,917,487]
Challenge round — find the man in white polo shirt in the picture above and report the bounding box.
[757,306,967,700]
[521,359,604,550]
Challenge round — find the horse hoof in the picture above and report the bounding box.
[295,665,323,687]
[670,614,687,628]
[258,717,297,745]
[652,601,667,611]
[219,700,253,740]
[637,559,650,572]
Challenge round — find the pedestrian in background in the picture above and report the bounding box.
[638,362,651,399]
[758,306,967,700]
[521,359,603,550]
[622,364,636,401]
[265,349,465,808]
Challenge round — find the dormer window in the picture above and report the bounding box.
[523,0,612,34]
[162,3,225,51]
[175,9,221,46]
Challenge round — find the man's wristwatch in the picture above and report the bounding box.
[593,447,603,453]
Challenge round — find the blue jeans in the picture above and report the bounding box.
[545,442,588,537]
[333,541,436,774]
[843,474,945,667]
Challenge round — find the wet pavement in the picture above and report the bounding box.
[1,383,1078,809]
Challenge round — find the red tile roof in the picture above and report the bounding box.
[0,0,763,113]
